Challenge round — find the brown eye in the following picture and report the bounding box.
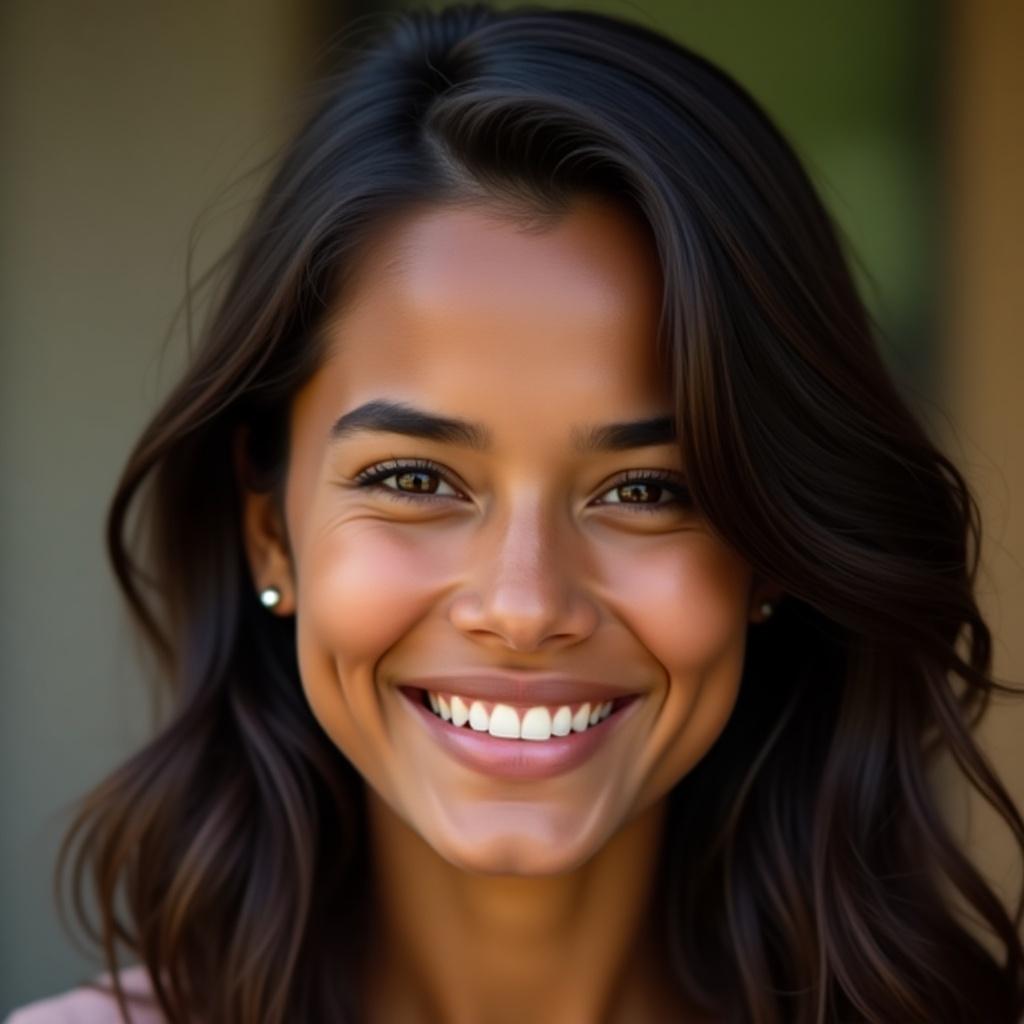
[354,458,464,504]
[595,471,691,513]
[394,469,439,493]
[615,481,668,504]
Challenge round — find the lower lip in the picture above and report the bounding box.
[399,688,642,781]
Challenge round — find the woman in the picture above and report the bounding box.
[8,3,1024,1022]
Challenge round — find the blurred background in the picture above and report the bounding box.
[2,0,1021,1010]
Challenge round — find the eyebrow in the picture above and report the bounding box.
[329,399,677,453]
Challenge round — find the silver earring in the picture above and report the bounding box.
[759,600,774,618]
[259,586,282,609]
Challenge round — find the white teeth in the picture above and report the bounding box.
[450,694,470,727]
[425,691,622,741]
[551,706,572,736]
[488,704,520,739]
[469,700,490,732]
[571,703,591,732]
[520,706,552,741]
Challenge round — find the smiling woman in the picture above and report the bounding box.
[246,197,766,911]
[11,3,1024,1023]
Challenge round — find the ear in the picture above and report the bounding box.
[749,573,785,625]
[234,425,296,616]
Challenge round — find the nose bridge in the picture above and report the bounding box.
[485,483,565,601]
[456,482,594,649]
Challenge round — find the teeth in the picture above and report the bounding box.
[551,706,573,736]
[450,694,470,727]
[426,691,621,741]
[489,704,520,739]
[571,703,591,732]
[469,700,489,732]
[521,706,552,741]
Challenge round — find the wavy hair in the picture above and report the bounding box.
[54,4,1024,1021]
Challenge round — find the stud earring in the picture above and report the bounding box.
[259,586,282,609]
[759,600,775,619]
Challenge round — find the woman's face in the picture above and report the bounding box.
[245,195,765,875]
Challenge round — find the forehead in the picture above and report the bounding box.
[302,195,670,443]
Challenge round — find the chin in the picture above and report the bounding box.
[448,848,595,878]
[427,825,603,877]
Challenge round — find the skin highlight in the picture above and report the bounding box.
[242,196,780,1022]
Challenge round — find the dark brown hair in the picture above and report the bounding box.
[55,4,1024,1021]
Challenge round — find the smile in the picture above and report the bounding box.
[422,690,620,740]
[399,686,642,780]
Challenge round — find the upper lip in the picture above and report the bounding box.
[400,671,643,706]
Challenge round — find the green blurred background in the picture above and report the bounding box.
[401,0,944,390]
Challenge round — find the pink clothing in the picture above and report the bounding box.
[4,966,163,1024]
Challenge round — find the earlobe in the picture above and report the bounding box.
[749,577,785,624]
[240,488,296,615]
[236,426,295,616]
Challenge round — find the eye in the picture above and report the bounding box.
[353,460,691,514]
[353,458,464,504]
[594,469,692,514]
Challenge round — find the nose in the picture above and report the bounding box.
[448,491,599,652]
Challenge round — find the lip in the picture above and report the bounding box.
[398,685,643,781]
[401,672,643,707]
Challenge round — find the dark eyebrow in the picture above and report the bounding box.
[328,399,677,453]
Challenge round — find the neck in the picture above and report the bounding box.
[359,788,692,1024]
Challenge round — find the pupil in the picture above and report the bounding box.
[623,482,659,502]
[399,471,434,493]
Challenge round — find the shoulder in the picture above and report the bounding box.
[4,966,163,1024]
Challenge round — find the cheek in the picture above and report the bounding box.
[601,534,752,672]
[293,522,453,761]
[596,535,752,795]
[299,522,449,664]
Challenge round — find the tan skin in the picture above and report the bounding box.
[241,194,782,1023]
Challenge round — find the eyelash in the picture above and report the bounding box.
[352,458,692,514]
